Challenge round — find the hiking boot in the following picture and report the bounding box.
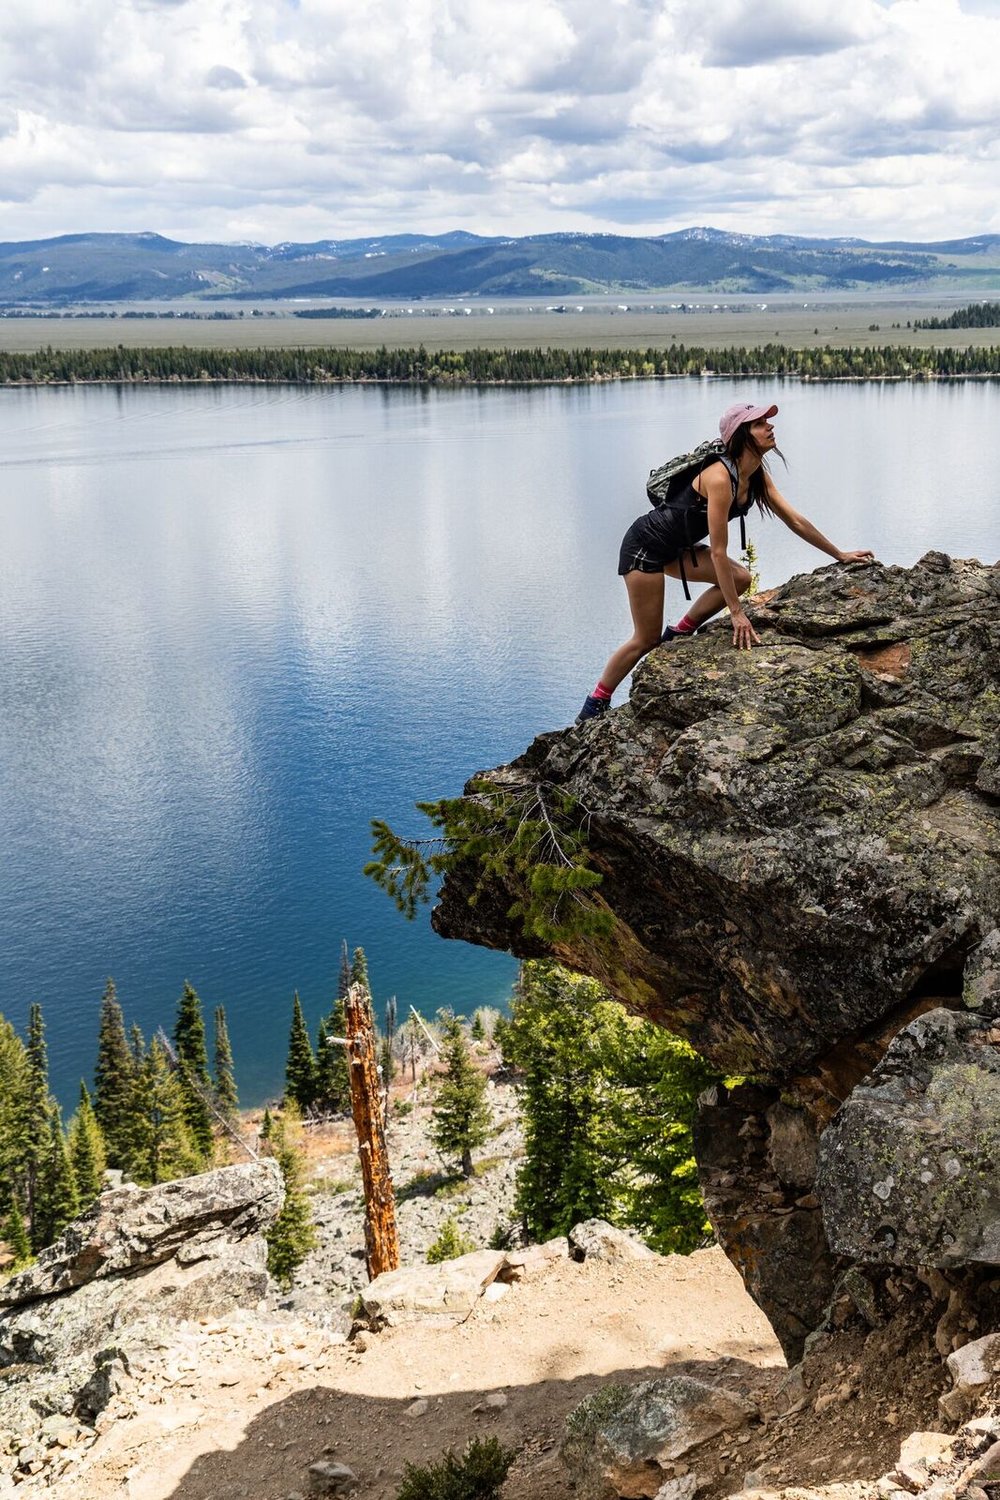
[660,624,696,644]
[575,694,610,724]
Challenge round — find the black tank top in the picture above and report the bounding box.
[659,460,754,597]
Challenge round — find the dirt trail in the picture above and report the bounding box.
[61,1246,783,1500]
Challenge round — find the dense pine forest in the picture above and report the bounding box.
[914,300,1000,330]
[0,941,367,1278]
[3,341,1000,385]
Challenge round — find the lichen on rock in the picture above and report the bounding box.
[817,1006,1000,1267]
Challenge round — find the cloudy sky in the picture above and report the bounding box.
[2,0,1000,246]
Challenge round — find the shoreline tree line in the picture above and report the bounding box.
[913,300,1000,330]
[3,341,1000,386]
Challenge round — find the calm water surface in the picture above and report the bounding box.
[1,378,998,1105]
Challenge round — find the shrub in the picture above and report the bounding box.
[395,1437,515,1500]
[426,1216,476,1264]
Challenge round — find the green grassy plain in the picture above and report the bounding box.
[3,293,1000,355]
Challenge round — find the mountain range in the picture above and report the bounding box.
[3,227,1000,305]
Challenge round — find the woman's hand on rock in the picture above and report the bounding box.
[837,549,876,563]
[731,610,760,650]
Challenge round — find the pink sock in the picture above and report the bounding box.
[592,682,613,700]
[674,614,698,635]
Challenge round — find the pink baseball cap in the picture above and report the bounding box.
[719,401,778,445]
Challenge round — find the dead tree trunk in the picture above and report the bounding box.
[344,981,400,1279]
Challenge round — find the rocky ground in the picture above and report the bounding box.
[7,1070,1000,1500]
[280,1067,522,1323]
[21,1238,1000,1500]
[29,1243,785,1500]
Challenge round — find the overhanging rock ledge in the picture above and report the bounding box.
[433,553,1000,1358]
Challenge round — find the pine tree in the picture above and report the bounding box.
[426,1216,476,1263]
[2,1196,31,1270]
[429,1018,491,1178]
[173,983,214,1160]
[313,1017,347,1113]
[129,1023,146,1068]
[500,963,619,1239]
[93,979,137,1171]
[284,993,317,1112]
[349,946,369,994]
[24,1004,54,1245]
[0,1017,30,1217]
[132,1037,201,1185]
[470,1011,486,1043]
[501,962,716,1251]
[260,1107,273,1141]
[34,1111,79,1250]
[174,982,210,1081]
[68,1082,106,1209]
[265,1121,317,1287]
[337,939,351,1002]
[213,1007,239,1120]
[381,997,397,1094]
[314,963,351,1113]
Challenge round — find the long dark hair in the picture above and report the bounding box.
[725,422,785,515]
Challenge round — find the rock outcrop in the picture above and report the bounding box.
[817,1004,1000,1267]
[432,555,1000,1358]
[561,1376,754,1500]
[0,1160,282,1478]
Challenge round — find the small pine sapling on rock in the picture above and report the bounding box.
[265,1117,318,1288]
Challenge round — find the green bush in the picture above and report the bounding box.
[426,1217,476,1264]
[396,1437,515,1500]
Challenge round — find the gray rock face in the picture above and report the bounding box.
[946,1333,1000,1398]
[816,1007,1000,1267]
[695,1084,835,1363]
[568,1220,656,1263]
[431,555,1000,1352]
[435,556,1000,1081]
[359,1249,508,1328]
[963,929,1000,1015]
[561,1376,754,1500]
[0,1161,282,1475]
[0,1160,282,1309]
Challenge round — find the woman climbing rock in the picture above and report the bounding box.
[576,400,875,723]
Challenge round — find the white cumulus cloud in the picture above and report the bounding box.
[0,0,998,242]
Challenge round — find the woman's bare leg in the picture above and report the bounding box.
[596,570,667,693]
[663,548,751,628]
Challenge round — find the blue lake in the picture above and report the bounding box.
[1,377,998,1106]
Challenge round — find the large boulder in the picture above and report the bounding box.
[0,1161,282,1473]
[435,555,1000,1081]
[0,1160,282,1311]
[816,1006,1000,1267]
[561,1376,754,1500]
[568,1220,656,1263]
[359,1249,509,1328]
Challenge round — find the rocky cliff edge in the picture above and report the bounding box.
[434,553,1000,1358]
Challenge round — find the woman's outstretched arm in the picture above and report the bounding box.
[764,475,875,563]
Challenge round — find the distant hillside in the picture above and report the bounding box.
[2,227,1000,305]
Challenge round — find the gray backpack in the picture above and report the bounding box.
[645,440,744,599]
[646,438,729,508]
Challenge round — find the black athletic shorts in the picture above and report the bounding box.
[617,510,702,575]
